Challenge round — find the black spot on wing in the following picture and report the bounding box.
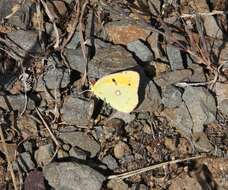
[112,78,118,85]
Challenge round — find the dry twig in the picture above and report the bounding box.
[79,0,89,86]
[0,124,18,190]
[60,1,80,68]
[40,0,60,49]
[108,155,204,179]
[61,1,80,50]
[19,65,29,116]
[35,1,45,50]
[181,10,228,18]
[4,3,21,20]
[35,107,61,163]
[175,81,213,87]
[35,107,60,148]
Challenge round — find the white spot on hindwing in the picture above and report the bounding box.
[115,90,121,96]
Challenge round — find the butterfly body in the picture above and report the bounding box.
[91,71,140,113]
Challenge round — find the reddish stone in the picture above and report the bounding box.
[105,22,151,45]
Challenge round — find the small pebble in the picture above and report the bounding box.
[57,149,69,159]
[34,143,54,165]
[107,179,129,190]
[164,137,176,151]
[102,155,119,170]
[114,141,131,159]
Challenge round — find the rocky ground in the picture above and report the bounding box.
[0,0,228,190]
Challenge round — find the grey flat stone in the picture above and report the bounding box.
[64,49,85,73]
[188,64,206,82]
[88,45,137,79]
[166,45,184,70]
[127,40,153,62]
[58,132,100,158]
[164,102,193,136]
[162,85,182,108]
[175,103,193,135]
[43,63,71,89]
[136,77,162,113]
[43,162,105,190]
[64,41,119,74]
[61,96,94,126]
[182,86,216,132]
[0,94,37,112]
[204,16,223,39]
[13,152,35,172]
[154,69,192,87]
[7,30,41,54]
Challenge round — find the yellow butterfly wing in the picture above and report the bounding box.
[91,71,140,113]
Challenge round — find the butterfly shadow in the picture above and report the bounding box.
[135,66,149,108]
[130,66,161,112]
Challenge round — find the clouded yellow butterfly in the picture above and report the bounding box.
[91,71,140,113]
